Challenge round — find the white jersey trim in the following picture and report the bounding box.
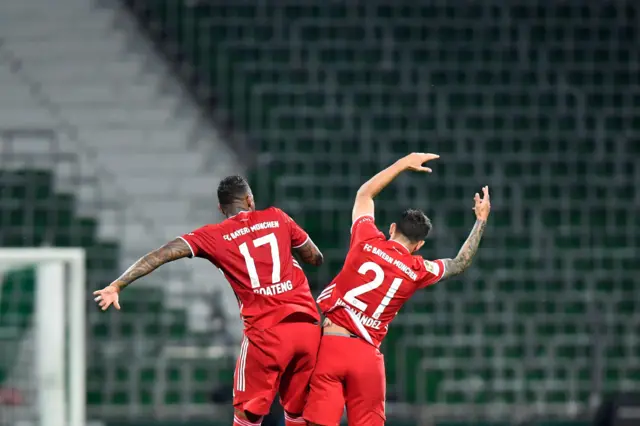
[292,258,303,270]
[177,236,195,257]
[350,214,375,235]
[438,259,446,281]
[234,416,262,426]
[316,283,336,303]
[292,236,310,249]
[236,336,249,392]
[344,306,375,346]
[283,413,306,424]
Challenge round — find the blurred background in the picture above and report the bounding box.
[0,0,638,425]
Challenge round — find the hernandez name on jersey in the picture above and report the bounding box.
[180,207,319,331]
[317,215,445,348]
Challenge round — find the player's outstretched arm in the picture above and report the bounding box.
[441,186,490,280]
[352,152,439,221]
[293,238,324,266]
[110,238,192,291]
[93,238,192,311]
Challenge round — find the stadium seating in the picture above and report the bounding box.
[125,0,640,418]
[0,161,246,421]
[0,168,201,410]
[1,0,632,422]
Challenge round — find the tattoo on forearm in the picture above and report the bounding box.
[442,219,486,280]
[294,240,324,266]
[112,238,192,291]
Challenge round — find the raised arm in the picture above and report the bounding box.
[352,152,440,221]
[441,186,490,280]
[93,238,192,311]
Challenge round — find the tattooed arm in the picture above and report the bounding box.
[440,186,491,280]
[94,237,193,311]
[441,219,487,280]
[110,238,193,292]
[293,238,324,266]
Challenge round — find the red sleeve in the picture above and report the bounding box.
[179,225,219,259]
[274,208,310,248]
[350,215,385,247]
[419,259,446,288]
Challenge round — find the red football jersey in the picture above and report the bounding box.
[318,215,445,348]
[180,207,320,331]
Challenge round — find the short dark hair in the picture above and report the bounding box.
[217,175,251,207]
[396,209,432,243]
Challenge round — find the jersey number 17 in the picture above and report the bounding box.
[238,233,280,289]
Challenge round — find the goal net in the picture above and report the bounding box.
[0,249,85,426]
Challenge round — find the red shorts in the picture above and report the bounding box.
[234,319,321,416]
[303,334,386,426]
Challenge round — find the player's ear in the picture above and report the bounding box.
[218,204,224,215]
[413,240,425,253]
[246,194,256,211]
[389,223,397,238]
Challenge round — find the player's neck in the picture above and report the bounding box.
[389,237,412,253]
[225,205,250,218]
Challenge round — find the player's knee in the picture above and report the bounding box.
[233,408,263,425]
[284,411,305,425]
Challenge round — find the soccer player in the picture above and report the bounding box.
[93,176,324,426]
[303,153,491,426]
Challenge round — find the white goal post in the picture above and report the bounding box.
[0,248,86,426]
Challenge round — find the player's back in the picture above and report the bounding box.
[318,215,445,347]
[181,207,319,330]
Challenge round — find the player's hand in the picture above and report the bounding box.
[473,186,491,221]
[93,284,121,311]
[398,152,440,173]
